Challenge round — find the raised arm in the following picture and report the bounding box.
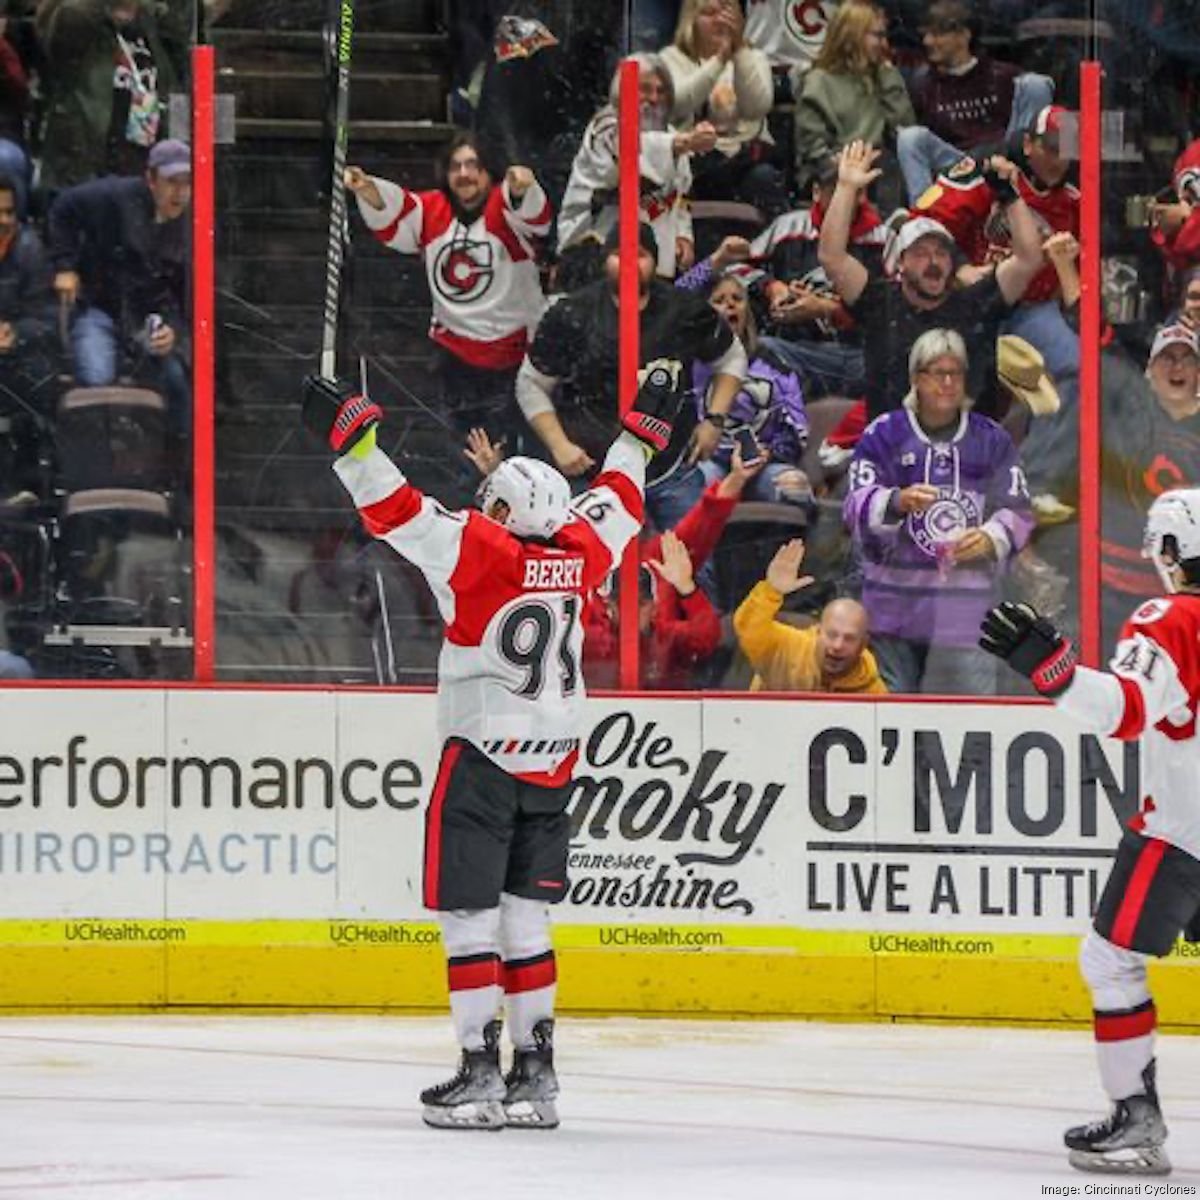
[989,157,1047,305]
[818,142,880,308]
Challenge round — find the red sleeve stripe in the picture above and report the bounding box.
[1110,837,1167,949]
[1112,675,1147,740]
[360,484,423,537]
[373,189,418,245]
[484,188,528,261]
[1094,1001,1156,1043]
[503,951,557,996]
[526,196,553,229]
[448,953,502,993]
[591,470,645,525]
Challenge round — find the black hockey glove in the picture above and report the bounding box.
[979,600,1077,697]
[302,374,382,455]
[622,357,685,454]
[982,158,1021,206]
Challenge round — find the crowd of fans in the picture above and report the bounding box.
[0,0,201,677]
[351,0,1200,697]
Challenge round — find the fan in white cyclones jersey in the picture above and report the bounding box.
[301,359,685,1132]
[343,132,550,459]
[981,488,1200,1177]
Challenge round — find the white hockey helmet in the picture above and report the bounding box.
[1143,488,1200,592]
[478,456,572,539]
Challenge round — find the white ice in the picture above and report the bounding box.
[0,1015,1196,1198]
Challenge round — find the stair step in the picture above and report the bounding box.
[213,29,448,72]
[225,69,445,123]
[231,117,454,143]
[223,253,430,306]
[218,0,439,33]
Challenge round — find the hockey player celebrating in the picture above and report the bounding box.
[979,488,1200,1177]
[301,361,683,1131]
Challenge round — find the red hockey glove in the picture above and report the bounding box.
[302,374,382,455]
[979,600,1077,697]
[622,357,685,454]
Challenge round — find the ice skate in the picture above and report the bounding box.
[421,1019,506,1130]
[1065,1064,1171,1176]
[503,1018,560,1129]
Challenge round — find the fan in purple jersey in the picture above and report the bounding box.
[842,327,1033,694]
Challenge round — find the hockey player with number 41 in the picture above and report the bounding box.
[302,359,684,1132]
[980,488,1200,1177]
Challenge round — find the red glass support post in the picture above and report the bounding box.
[191,45,216,680]
[617,58,641,691]
[1078,62,1102,667]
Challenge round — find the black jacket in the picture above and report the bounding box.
[47,173,186,336]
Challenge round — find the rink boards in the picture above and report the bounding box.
[0,686,1196,1027]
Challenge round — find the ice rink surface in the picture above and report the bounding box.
[0,1014,1197,1199]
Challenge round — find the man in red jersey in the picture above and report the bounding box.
[981,488,1200,1177]
[914,105,1080,386]
[302,359,684,1132]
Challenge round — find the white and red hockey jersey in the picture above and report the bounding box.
[744,0,836,75]
[1059,593,1200,859]
[557,113,693,279]
[355,176,552,370]
[334,439,646,786]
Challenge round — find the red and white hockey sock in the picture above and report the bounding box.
[1094,1000,1157,1100]
[1080,931,1155,1100]
[500,892,556,1050]
[438,909,502,1051]
[504,951,557,1050]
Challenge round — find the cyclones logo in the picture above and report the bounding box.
[432,238,495,304]
[785,0,833,46]
[907,491,983,559]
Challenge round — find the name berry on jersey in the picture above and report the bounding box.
[522,556,584,591]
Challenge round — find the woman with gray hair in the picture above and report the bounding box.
[557,54,717,277]
[842,327,1034,694]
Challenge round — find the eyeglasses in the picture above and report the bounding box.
[918,367,965,382]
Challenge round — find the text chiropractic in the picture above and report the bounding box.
[0,831,336,875]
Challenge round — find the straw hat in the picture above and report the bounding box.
[997,336,1060,416]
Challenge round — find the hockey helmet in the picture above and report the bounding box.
[478,456,572,539]
[1143,488,1200,592]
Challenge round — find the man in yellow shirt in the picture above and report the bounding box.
[733,539,887,694]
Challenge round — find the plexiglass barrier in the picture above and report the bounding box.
[13,1,1187,693]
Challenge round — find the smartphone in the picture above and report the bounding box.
[734,426,763,464]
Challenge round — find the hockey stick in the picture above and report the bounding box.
[320,0,355,380]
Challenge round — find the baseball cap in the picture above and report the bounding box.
[1149,323,1200,362]
[148,139,191,178]
[1027,106,1078,157]
[884,215,955,273]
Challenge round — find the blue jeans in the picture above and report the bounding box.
[71,306,192,437]
[1002,300,1080,384]
[758,335,865,400]
[897,73,1056,203]
[870,633,999,695]
[646,462,707,532]
[698,456,813,506]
